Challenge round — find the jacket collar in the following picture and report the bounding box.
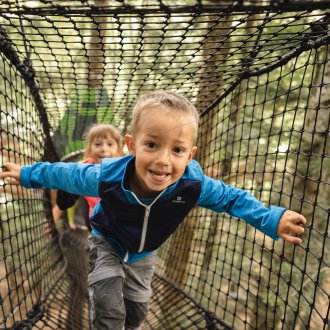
[121,155,179,201]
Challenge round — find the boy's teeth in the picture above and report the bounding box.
[152,171,166,178]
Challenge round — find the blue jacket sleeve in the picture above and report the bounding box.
[20,162,100,197]
[197,175,285,239]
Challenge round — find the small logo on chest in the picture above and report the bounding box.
[172,196,185,204]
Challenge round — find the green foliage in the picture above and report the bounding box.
[53,88,113,155]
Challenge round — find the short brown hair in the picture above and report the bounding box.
[131,91,199,141]
[84,123,123,158]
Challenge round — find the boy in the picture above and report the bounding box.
[0,91,306,330]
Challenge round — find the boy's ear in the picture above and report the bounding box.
[124,134,135,155]
[188,146,198,163]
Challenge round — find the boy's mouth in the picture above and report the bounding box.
[149,170,169,182]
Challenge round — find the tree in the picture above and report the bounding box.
[289,44,330,329]
[53,0,111,156]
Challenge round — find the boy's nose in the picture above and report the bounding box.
[156,149,171,165]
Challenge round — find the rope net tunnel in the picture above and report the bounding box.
[0,1,329,329]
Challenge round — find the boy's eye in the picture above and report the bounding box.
[173,147,183,153]
[146,142,156,148]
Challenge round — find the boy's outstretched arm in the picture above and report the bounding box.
[2,161,100,197]
[0,163,22,185]
[277,210,307,244]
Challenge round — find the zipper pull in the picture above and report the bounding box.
[146,205,151,216]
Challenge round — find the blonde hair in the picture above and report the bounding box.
[131,91,199,141]
[84,123,123,159]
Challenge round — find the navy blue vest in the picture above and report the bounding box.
[90,179,202,252]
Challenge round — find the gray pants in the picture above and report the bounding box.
[88,235,157,330]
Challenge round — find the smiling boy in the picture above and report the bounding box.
[0,91,306,330]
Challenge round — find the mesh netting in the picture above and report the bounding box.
[0,1,329,329]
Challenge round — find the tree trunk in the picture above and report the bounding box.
[295,45,330,226]
[285,45,330,329]
[88,0,108,89]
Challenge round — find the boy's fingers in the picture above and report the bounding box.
[294,224,305,235]
[281,233,302,245]
[283,223,304,237]
[1,163,14,172]
[286,210,307,224]
[0,170,10,179]
[0,164,19,183]
[2,177,20,185]
[293,213,307,225]
[296,215,307,225]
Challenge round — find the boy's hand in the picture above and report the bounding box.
[277,210,307,244]
[0,163,22,185]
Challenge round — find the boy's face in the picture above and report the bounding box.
[125,106,198,198]
[89,135,121,164]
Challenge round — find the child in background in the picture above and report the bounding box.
[54,124,123,232]
[1,91,307,330]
